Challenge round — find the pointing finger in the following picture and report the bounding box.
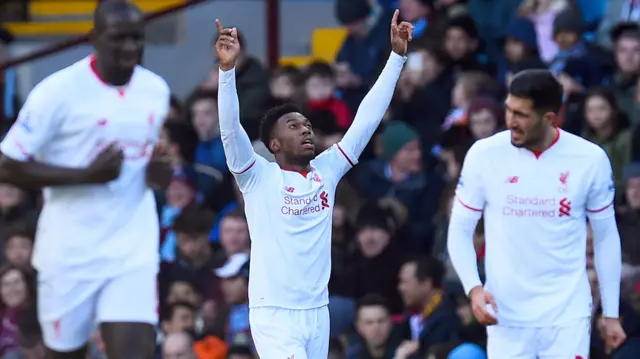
[231,27,238,39]
[392,9,399,27]
[215,19,223,34]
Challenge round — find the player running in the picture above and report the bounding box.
[447,69,626,358]
[0,1,172,358]
[215,11,412,359]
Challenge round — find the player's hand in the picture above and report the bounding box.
[146,145,174,189]
[469,286,498,325]
[601,317,627,353]
[393,340,419,359]
[86,143,124,183]
[215,19,240,71]
[390,10,413,56]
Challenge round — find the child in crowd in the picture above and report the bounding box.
[442,71,493,130]
[304,61,353,129]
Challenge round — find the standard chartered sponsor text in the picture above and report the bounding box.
[502,195,557,217]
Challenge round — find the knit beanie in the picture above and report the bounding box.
[335,0,371,25]
[553,9,583,37]
[381,121,420,160]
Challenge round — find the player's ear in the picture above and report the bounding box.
[270,138,280,153]
[542,112,556,125]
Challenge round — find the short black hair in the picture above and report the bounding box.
[226,345,253,358]
[305,61,334,80]
[406,256,445,289]
[356,294,390,314]
[259,103,304,153]
[161,301,197,323]
[93,0,142,32]
[509,69,563,115]
[3,219,36,247]
[173,206,215,236]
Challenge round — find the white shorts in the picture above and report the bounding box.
[38,269,158,352]
[487,317,590,359]
[250,306,329,359]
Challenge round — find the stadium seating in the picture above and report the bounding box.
[278,27,347,67]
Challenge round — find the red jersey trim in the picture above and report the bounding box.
[457,197,482,212]
[531,127,560,159]
[231,159,256,175]
[281,168,309,178]
[587,201,614,213]
[336,144,355,167]
[89,54,130,97]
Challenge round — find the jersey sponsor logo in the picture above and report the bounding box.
[502,195,557,217]
[92,140,152,161]
[312,172,322,183]
[284,186,294,193]
[559,197,572,217]
[96,118,108,127]
[281,191,330,216]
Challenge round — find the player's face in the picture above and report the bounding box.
[273,112,316,161]
[505,95,549,148]
[93,12,144,72]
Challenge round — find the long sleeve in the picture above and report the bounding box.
[218,67,264,193]
[590,216,622,318]
[338,52,406,160]
[447,214,483,295]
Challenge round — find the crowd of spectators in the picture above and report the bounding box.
[0,0,640,358]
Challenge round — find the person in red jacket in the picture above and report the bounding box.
[304,61,354,129]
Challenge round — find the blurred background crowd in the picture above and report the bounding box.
[0,0,640,358]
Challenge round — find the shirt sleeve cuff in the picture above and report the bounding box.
[389,51,407,65]
[219,67,236,82]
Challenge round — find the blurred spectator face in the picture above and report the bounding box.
[445,28,473,61]
[400,0,428,22]
[162,306,196,334]
[398,262,432,309]
[332,205,347,229]
[162,333,197,359]
[167,281,201,307]
[469,109,498,139]
[504,38,526,63]
[166,180,195,209]
[357,226,390,258]
[177,232,209,262]
[191,98,219,141]
[585,95,614,132]
[221,276,248,304]
[1,269,27,309]
[220,216,249,255]
[305,74,335,101]
[5,235,33,269]
[392,140,422,174]
[626,177,640,210]
[345,20,368,37]
[554,31,578,51]
[0,183,23,212]
[355,304,392,348]
[270,74,296,100]
[615,37,640,75]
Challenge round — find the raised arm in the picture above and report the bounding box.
[338,10,412,160]
[215,19,263,192]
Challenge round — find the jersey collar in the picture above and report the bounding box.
[529,127,561,159]
[88,54,132,98]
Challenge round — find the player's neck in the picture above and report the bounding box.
[526,126,559,154]
[276,157,311,174]
[93,58,133,86]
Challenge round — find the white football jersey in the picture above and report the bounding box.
[453,129,615,326]
[0,55,170,279]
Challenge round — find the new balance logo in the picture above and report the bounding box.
[559,198,572,217]
[284,186,294,193]
[506,176,519,183]
[97,118,108,126]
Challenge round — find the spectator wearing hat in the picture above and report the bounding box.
[499,17,541,85]
[335,0,390,112]
[352,121,443,252]
[215,253,253,351]
[609,23,640,124]
[334,205,407,315]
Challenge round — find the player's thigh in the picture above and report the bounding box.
[95,268,158,325]
[486,325,537,359]
[96,269,157,358]
[307,306,330,359]
[38,276,101,352]
[538,318,590,359]
[249,307,308,359]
